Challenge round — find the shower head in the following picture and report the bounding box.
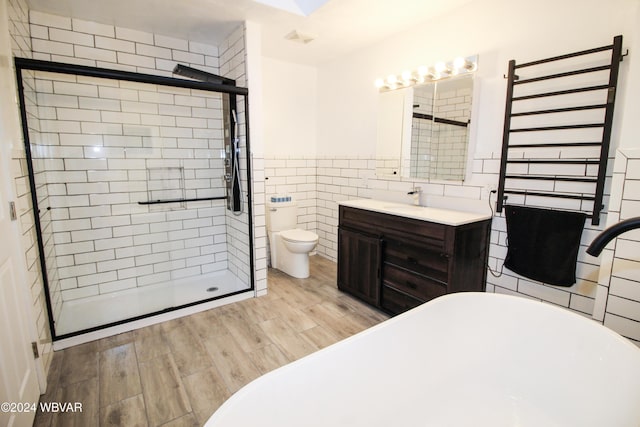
[172,64,235,85]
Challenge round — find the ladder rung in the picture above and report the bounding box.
[512,85,609,101]
[513,65,611,85]
[514,44,613,69]
[508,142,602,148]
[503,190,595,201]
[510,104,607,117]
[505,175,598,183]
[507,159,600,165]
[510,123,603,132]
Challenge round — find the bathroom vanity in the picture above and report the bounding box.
[337,199,492,315]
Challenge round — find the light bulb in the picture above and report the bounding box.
[374,56,477,91]
[430,66,441,80]
[453,57,467,70]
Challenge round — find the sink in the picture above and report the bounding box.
[339,199,493,226]
[382,204,425,212]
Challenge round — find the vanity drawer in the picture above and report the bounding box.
[384,240,449,283]
[340,206,448,251]
[380,285,424,315]
[382,263,447,301]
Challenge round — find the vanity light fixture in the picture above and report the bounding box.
[375,55,477,91]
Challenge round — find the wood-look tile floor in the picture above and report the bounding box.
[33,256,389,427]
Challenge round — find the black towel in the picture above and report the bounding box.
[504,205,586,286]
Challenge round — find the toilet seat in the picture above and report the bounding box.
[281,228,318,243]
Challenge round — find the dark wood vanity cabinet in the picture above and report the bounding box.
[337,227,382,306]
[337,205,491,316]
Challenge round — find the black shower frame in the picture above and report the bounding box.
[14,57,255,341]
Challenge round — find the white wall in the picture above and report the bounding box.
[315,0,639,158]
[262,57,317,157]
[260,0,640,318]
[5,0,53,380]
[618,4,640,149]
[594,148,640,343]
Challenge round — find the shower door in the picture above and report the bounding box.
[15,59,254,339]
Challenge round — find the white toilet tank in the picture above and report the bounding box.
[266,199,318,279]
[267,201,297,232]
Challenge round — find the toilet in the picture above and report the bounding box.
[266,200,319,279]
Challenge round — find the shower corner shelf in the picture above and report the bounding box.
[496,35,624,226]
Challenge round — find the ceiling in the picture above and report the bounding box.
[25,0,474,65]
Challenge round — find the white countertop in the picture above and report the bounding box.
[339,198,492,226]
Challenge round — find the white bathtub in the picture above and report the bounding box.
[205,292,640,426]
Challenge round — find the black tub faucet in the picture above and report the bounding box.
[586,217,640,256]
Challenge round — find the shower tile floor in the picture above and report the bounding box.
[33,256,389,427]
[56,269,249,336]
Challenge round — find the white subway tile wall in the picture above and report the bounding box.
[411,87,434,179]
[29,12,220,77]
[462,151,603,317]
[8,9,264,332]
[218,24,261,291]
[598,149,640,345]
[430,84,471,180]
[411,82,471,180]
[266,147,607,318]
[31,70,232,302]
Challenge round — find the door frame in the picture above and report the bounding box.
[0,0,46,395]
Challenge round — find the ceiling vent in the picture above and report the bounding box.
[284,30,316,44]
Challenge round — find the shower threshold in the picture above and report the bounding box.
[55,269,249,336]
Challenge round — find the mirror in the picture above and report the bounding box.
[376,74,474,181]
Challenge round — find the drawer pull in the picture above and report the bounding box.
[405,281,417,289]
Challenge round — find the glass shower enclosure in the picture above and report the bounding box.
[15,58,253,339]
